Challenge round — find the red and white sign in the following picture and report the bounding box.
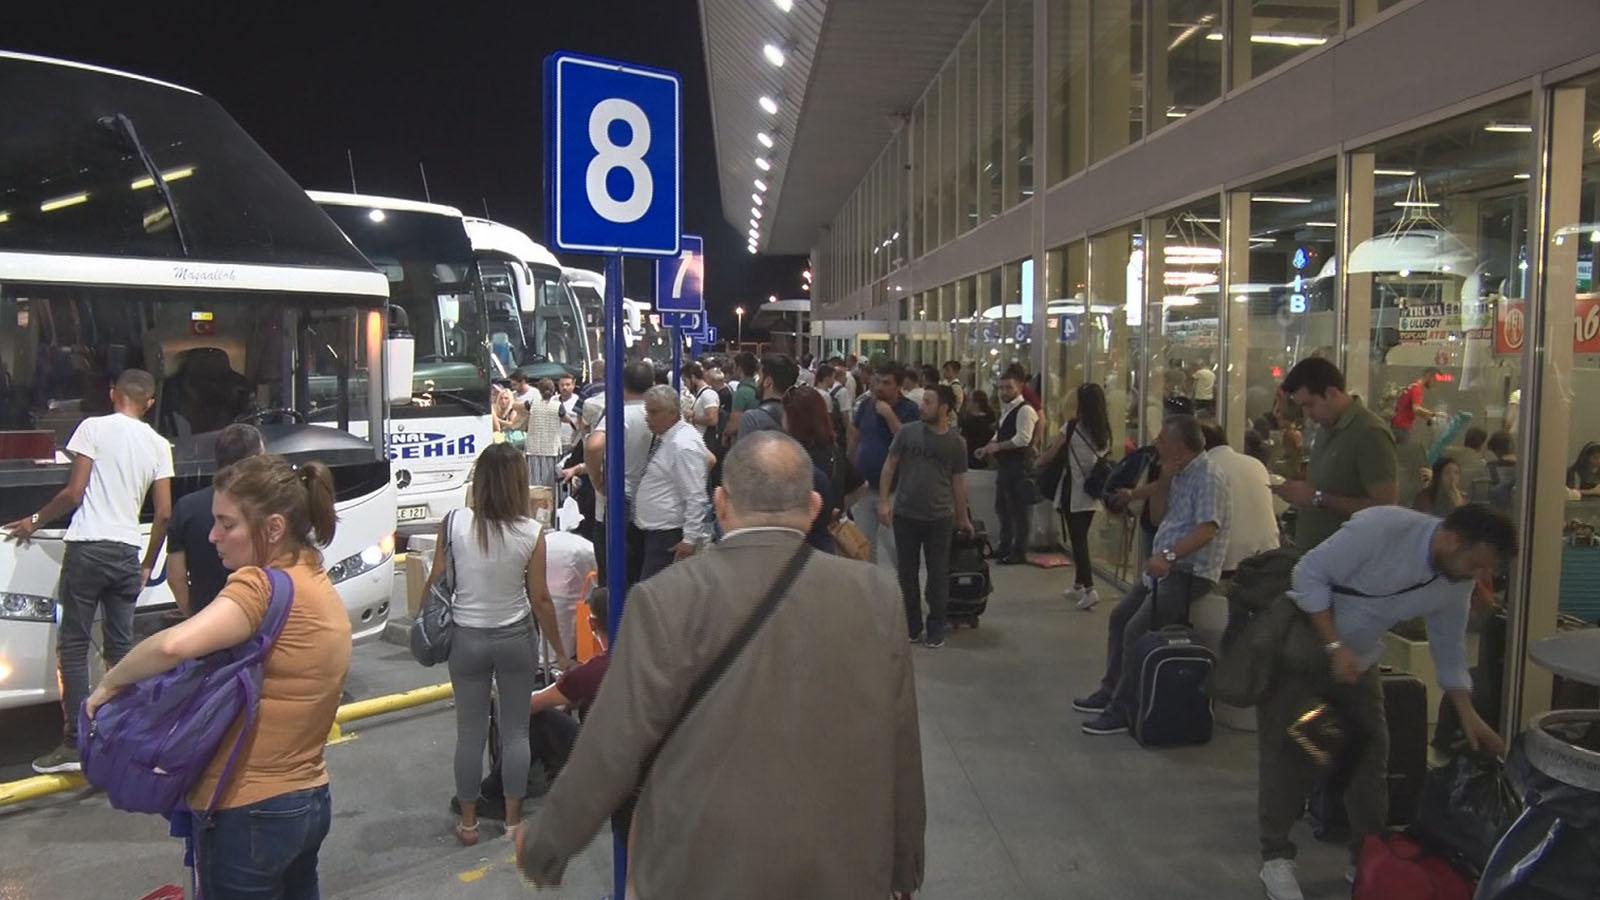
[1495,295,1600,355]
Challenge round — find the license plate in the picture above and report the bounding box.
[397,505,430,522]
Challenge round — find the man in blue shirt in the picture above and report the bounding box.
[848,363,920,566]
[1256,503,1512,900]
[1077,415,1229,735]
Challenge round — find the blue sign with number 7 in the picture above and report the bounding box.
[546,53,681,257]
[655,234,704,313]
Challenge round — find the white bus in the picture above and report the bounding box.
[0,53,396,709]
[562,266,671,367]
[310,193,489,534]
[313,197,597,532]
[464,217,593,383]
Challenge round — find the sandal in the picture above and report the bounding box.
[455,821,480,846]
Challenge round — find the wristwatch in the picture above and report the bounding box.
[1323,640,1343,654]
[29,513,39,526]
[1311,489,1326,508]
[1161,549,1178,563]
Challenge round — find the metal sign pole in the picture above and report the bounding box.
[671,325,682,390]
[601,253,629,900]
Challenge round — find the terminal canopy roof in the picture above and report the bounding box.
[700,0,987,254]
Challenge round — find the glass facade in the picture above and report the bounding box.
[809,0,1598,736]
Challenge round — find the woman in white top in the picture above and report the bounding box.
[423,443,566,846]
[524,379,564,492]
[1038,383,1112,610]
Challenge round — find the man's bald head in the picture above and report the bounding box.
[718,431,820,531]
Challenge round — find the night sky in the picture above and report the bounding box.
[5,0,806,335]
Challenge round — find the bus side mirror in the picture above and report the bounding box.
[386,334,415,405]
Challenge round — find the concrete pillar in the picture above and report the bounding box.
[1342,151,1376,401]
[1228,0,1252,90]
[1148,0,1170,127]
[1090,0,1135,163]
[1144,220,1166,445]
[1511,85,1584,727]
[1223,191,1252,445]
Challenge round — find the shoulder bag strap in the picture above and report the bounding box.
[1331,573,1440,598]
[201,567,294,817]
[635,542,813,789]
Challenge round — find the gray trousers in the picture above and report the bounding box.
[1257,664,1388,861]
[448,617,539,806]
[58,541,141,742]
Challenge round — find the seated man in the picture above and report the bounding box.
[543,527,596,660]
[1074,415,1229,735]
[457,588,613,820]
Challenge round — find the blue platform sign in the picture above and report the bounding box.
[655,234,704,313]
[663,311,703,331]
[705,325,720,346]
[1057,314,1080,344]
[546,53,681,257]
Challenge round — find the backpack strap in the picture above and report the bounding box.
[199,567,295,817]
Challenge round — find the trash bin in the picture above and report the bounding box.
[1474,710,1600,899]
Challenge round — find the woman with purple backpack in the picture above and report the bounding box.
[85,454,351,899]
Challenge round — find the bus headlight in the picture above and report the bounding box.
[0,592,57,622]
[328,535,395,584]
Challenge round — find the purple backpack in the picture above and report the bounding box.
[79,569,294,816]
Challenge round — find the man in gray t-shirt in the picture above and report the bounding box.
[878,384,973,648]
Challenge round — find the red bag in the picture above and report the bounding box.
[1354,834,1475,900]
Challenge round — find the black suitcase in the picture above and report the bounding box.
[947,524,992,626]
[1308,669,1430,839]
[1128,624,1216,747]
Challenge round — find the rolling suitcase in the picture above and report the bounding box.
[947,523,992,627]
[1129,625,1216,746]
[1308,669,1430,839]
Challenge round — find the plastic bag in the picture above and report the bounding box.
[1413,752,1521,875]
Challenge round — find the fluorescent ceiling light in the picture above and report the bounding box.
[754,178,768,192]
[752,193,763,205]
[773,0,793,11]
[368,209,386,223]
[891,231,900,240]
[763,44,786,67]
[1373,168,1416,177]
[40,192,89,212]
[757,132,774,149]
[759,95,779,115]
[1484,123,1532,133]
[755,157,772,171]
[751,207,762,219]
[1190,217,1221,224]
[1206,32,1327,46]
[1166,110,1188,119]
[749,245,759,254]
[1394,201,1441,208]
[1163,271,1218,287]
[1514,173,1531,180]
[130,166,196,191]
[0,212,9,224]
[1252,194,1312,204]
[1305,221,1338,228]
[749,228,761,238]
[1164,246,1222,261]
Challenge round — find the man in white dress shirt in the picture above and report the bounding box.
[1200,423,1281,580]
[634,385,711,581]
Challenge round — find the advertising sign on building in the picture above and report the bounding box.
[1495,295,1600,355]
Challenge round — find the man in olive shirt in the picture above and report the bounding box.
[879,385,974,648]
[1271,358,1399,550]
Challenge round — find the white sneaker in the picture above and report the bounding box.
[1076,588,1100,611]
[1259,859,1304,900]
[1062,585,1083,604]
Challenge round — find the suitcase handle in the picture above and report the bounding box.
[1147,575,1197,633]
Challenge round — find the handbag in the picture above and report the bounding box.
[829,517,872,561]
[409,509,459,666]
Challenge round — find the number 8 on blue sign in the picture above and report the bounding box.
[546,53,682,257]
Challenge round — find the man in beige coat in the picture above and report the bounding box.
[518,431,926,899]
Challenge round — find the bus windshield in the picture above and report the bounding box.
[0,283,383,521]
[318,204,488,413]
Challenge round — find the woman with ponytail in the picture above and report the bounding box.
[85,455,351,899]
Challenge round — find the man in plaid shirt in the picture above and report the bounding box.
[1074,414,1230,735]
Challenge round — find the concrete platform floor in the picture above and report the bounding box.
[0,564,1353,899]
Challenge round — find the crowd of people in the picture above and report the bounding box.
[1,347,1531,900]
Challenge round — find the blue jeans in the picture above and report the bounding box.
[198,785,332,900]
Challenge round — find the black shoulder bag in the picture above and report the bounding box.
[634,542,813,788]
